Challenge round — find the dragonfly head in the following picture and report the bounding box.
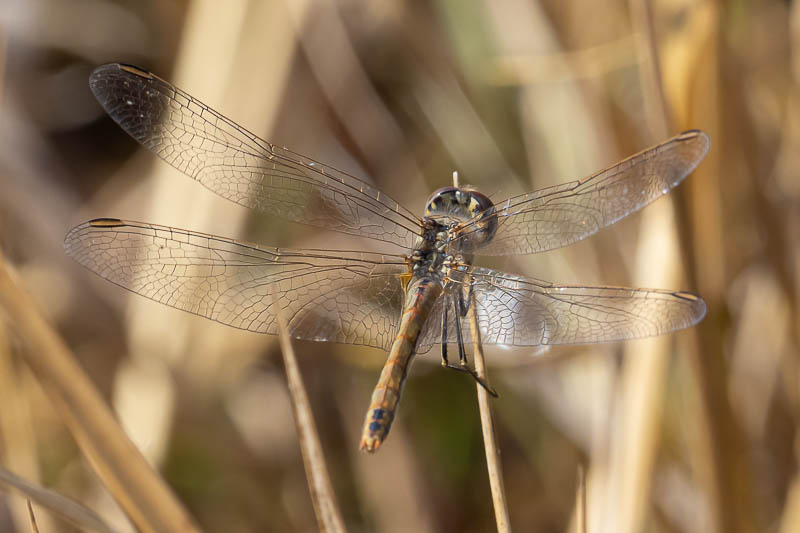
[424,187,493,222]
[424,186,497,250]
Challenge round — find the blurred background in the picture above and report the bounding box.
[0,0,797,531]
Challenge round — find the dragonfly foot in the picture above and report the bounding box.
[443,362,499,397]
[474,374,499,398]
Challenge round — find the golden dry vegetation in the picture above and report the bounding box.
[0,1,798,532]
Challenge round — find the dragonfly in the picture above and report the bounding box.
[66,63,709,452]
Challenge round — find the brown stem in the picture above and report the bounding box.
[468,296,511,533]
[0,250,200,533]
[272,292,346,533]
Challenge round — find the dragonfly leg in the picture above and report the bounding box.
[440,294,465,374]
[454,292,466,363]
[457,279,474,317]
[438,290,498,397]
[440,295,450,368]
[456,289,473,372]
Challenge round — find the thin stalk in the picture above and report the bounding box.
[779,475,800,533]
[0,314,48,532]
[272,293,346,533]
[576,465,586,533]
[27,501,39,533]
[468,298,510,533]
[628,0,672,138]
[0,250,200,533]
[0,466,114,533]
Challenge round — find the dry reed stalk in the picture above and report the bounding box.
[672,18,727,531]
[640,1,759,532]
[779,474,800,533]
[0,250,200,533]
[27,500,39,533]
[468,299,511,533]
[491,34,639,85]
[628,0,673,137]
[125,0,254,388]
[575,465,586,533]
[605,2,678,532]
[609,201,676,533]
[284,0,426,205]
[272,293,346,533]
[0,318,52,532]
[0,467,113,533]
[781,8,800,529]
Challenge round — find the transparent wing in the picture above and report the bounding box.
[89,63,422,250]
[64,219,410,351]
[453,130,710,255]
[417,266,706,349]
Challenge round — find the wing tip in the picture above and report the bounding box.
[118,63,154,79]
[677,129,711,154]
[674,290,708,325]
[89,63,161,107]
[90,62,153,81]
[677,128,704,138]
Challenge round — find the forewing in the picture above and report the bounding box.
[64,219,409,351]
[453,130,710,255]
[89,64,422,250]
[417,267,706,348]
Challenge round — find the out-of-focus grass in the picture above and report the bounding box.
[0,0,797,531]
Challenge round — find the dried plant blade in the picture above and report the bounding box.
[779,475,800,533]
[468,297,511,533]
[27,500,39,533]
[0,250,201,533]
[0,313,50,532]
[0,466,115,533]
[575,465,586,533]
[272,292,346,533]
[628,0,672,138]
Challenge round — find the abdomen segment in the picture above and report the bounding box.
[360,277,442,452]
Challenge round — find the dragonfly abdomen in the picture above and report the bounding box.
[360,276,443,452]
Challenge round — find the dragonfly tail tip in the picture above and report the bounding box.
[359,438,382,454]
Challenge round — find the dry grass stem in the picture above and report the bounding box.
[468,297,511,533]
[285,0,415,177]
[631,1,754,532]
[272,293,346,533]
[0,316,49,532]
[575,465,586,533]
[2,2,793,530]
[26,501,39,533]
[0,466,114,533]
[605,4,679,532]
[0,250,200,533]
[612,204,675,532]
[628,0,672,138]
[779,474,800,533]
[491,34,638,85]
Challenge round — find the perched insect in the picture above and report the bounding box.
[66,64,709,452]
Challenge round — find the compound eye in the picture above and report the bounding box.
[470,191,494,213]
